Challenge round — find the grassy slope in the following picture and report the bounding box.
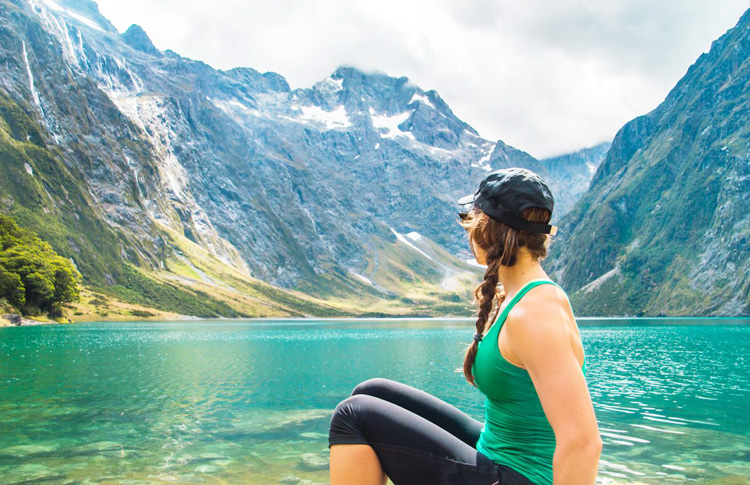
[66,228,482,322]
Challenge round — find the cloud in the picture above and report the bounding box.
[95,0,749,158]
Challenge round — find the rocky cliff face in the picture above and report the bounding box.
[540,142,610,219]
[548,8,750,316]
[0,0,604,315]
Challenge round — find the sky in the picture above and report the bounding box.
[94,0,749,159]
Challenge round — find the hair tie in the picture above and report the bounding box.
[473,332,483,343]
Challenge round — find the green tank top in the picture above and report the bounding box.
[472,279,586,485]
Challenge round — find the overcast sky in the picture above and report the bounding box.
[95,0,748,158]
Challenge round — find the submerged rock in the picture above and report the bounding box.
[228,409,332,437]
[73,441,124,454]
[6,463,63,482]
[279,476,302,484]
[297,452,329,471]
[1,443,58,458]
[196,452,228,461]
[299,432,328,440]
[195,464,220,473]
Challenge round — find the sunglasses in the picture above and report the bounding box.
[458,211,470,221]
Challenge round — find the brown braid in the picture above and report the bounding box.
[458,207,552,386]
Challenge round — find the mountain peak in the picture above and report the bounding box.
[331,66,408,83]
[122,24,159,55]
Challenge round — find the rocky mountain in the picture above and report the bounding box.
[547,8,750,317]
[540,142,610,218]
[0,0,603,317]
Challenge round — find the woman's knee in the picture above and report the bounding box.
[329,394,378,446]
[351,377,398,397]
[333,394,366,421]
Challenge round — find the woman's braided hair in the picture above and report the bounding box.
[458,206,552,386]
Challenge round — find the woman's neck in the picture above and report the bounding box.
[497,248,550,299]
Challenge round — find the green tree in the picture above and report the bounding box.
[0,264,25,308]
[0,214,80,316]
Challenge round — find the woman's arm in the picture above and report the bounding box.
[505,288,602,485]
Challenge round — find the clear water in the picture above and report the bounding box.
[0,319,748,484]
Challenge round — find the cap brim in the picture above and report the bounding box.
[457,194,475,205]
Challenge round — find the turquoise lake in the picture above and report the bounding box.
[0,319,748,484]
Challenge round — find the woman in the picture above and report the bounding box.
[328,168,601,484]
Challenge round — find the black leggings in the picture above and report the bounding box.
[328,378,533,485]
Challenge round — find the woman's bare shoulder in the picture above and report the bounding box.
[503,283,583,366]
[508,283,573,326]
[505,285,575,336]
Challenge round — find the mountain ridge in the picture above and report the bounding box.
[0,0,614,318]
[547,7,750,316]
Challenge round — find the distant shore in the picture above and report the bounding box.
[1,314,60,327]
[2,313,748,327]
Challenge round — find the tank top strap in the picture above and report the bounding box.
[491,279,561,332]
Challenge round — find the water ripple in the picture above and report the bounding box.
[0,320,748,483]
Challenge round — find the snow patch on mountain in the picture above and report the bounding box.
[41,0,63,10]
[298,105,351,130]
[390,227,433,261]
[39,0,105,31]
[409,92,434,109]
[66,10,103,31]
[316,76,344,93]
[279,103,352,130]
[213,98,260,117]
[370,109,414,140]
[349,271,373,286]
[471,143,495,172]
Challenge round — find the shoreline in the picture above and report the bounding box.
[2,313,748,327]
[1,314,60,327]
[6,316,746,326]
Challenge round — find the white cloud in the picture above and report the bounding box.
[95,0,749,158]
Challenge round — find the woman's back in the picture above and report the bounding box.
[473,279,585,485]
